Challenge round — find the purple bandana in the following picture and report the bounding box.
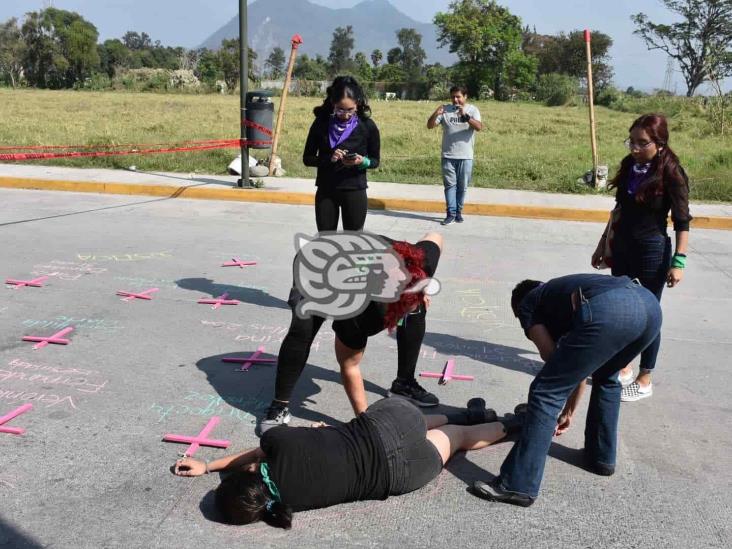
[328,114,359,149]
[627,162,652,195]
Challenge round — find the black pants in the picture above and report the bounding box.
[273,305,427,403]
[611,234,671,371]
[315,186,368,231]
[365,398,443,495]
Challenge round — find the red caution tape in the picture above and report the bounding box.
[242,119,274,137]
[0,138,271,162]
[0,138,239,152]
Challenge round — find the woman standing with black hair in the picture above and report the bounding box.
[303,76,380,231]
[591,114,691,402]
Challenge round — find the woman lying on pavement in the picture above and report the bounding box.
[173,397,522,528]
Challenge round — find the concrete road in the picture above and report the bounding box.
[1,188,730,548]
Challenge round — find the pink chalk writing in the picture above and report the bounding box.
[0,389,77,409]
[77,251,172,262]
[22,317,122,333]
[31,259,106,281]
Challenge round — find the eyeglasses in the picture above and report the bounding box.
[624,138,654,151]
[334,107,357,117]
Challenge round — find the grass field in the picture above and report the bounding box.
[0,88,729,201]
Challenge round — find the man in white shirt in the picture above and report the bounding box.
[427,85,483,225]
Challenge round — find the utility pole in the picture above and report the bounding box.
[237,0,249,188]
[584,29,599,186]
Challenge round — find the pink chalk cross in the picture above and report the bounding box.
[0,403,32,436]
[116,287,159,301]
[222,258,257,269]
[22,327,74,350]
[163,416,230,457]
[420,359,474,385]
[222,345,277,372]
[5,276,48,289]
[198,292,240,309]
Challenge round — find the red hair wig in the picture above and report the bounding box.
[383,241,427,332]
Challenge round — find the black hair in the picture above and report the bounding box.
[449,85,468,96]
[313,75,371,119]
[510,279,542,318]
[214,470,293,529]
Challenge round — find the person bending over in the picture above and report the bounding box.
[472,273,662,507]
[173,397,521,528]
[258,232,443,435]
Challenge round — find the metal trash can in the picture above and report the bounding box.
[245,90,274,149]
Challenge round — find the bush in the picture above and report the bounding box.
[169,69,200,90]
[595,86,621,107]
[428,82,449,100]
[536,73,578,106]
[112,68,171,92]
[77,73,112,91]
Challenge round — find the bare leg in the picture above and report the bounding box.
[335,335,368,415]
[426,423,507,465]
[424,414,449,429]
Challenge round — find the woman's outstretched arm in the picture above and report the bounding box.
[173,447,265,477]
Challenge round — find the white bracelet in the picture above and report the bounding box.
[204,462,210,474]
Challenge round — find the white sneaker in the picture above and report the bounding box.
[618,369,635,387]
[621,382,652,402]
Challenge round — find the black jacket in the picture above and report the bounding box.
[303,115,380,190]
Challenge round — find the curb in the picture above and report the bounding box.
[1,176,730,230]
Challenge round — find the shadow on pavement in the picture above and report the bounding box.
[195,352,387,428]
[0,516,45,548]
[368,208,442,223]
[177,277,288,310]
[423,332,542,376]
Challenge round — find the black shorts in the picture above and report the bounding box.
[365,398,443,496]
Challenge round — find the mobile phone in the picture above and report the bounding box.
[345,152,358,160]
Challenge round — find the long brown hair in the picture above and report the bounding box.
[609,113,687,204]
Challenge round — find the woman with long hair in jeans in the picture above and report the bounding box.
[303,75,380,231]
[591,114,691,402]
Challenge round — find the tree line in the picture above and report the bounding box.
[0,1,729,99]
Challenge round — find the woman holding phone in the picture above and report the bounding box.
[303,76,381,231]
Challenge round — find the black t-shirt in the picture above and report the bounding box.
[260,415,389,512]
[302,115,381,190]
[614,165,692,241]
[517,273,633,342]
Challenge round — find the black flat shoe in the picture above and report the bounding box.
[467,397,498,424]
[472,479,535,507]
[583,450,616,476]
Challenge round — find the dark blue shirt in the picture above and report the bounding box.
[517,274,633,341]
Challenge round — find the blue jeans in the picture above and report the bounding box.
[442,158,473,215]
[611,234,671,371]
[498,282,662,498]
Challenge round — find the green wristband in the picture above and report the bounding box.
[672,254,687,269]
[358,156,371,170]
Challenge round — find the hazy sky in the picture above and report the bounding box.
[0,0,728,93]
